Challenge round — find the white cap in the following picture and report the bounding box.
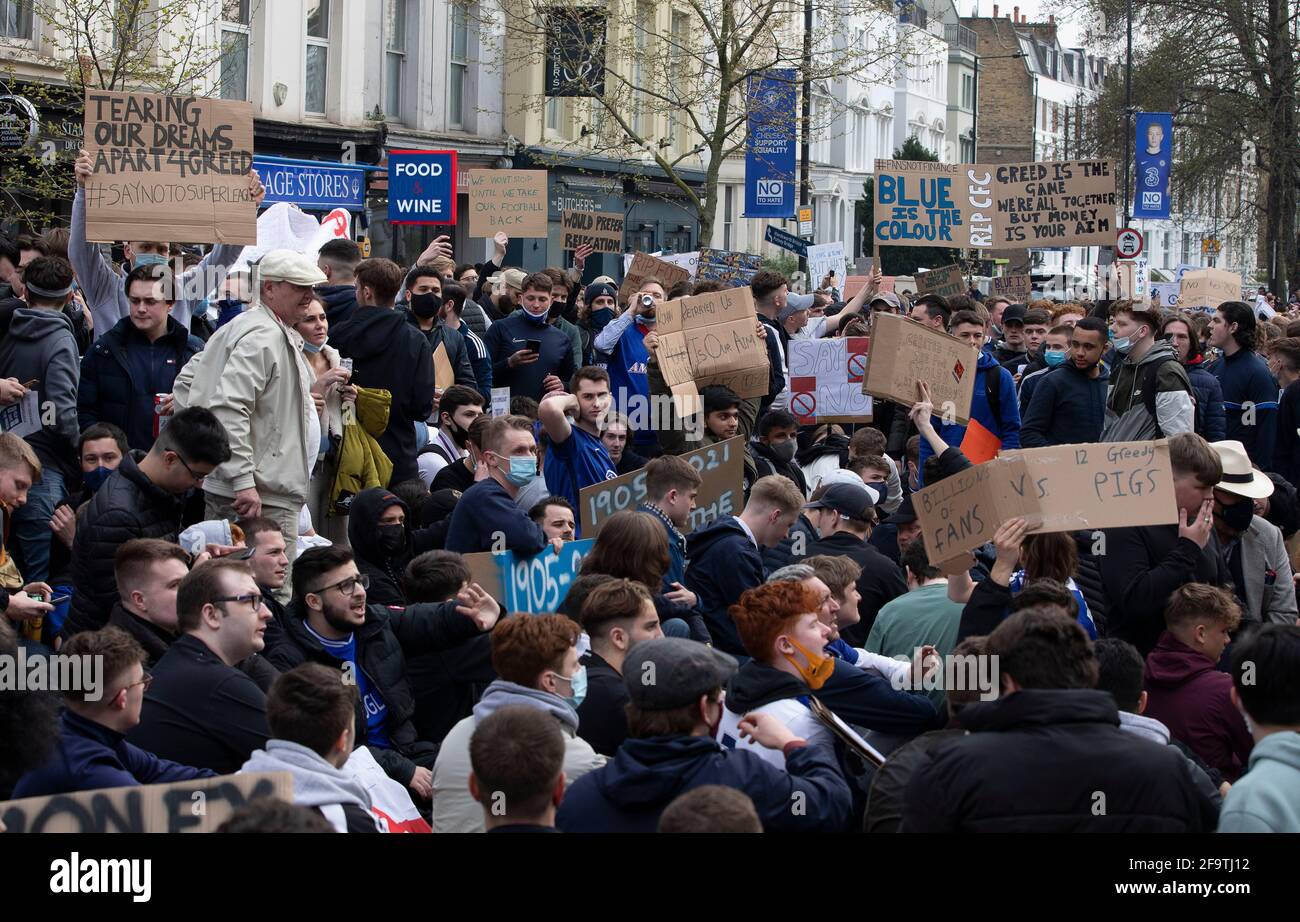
[257,249,329,286]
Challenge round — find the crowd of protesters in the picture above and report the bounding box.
[1,170,1299,834]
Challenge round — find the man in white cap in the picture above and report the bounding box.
[1208,440,1297,626]
[174,249,330,591]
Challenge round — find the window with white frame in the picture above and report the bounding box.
[633,1,651,138]
[449,1,469,127]
[0,0,32,38]
[723,184,733,251]
[667,11,687,148]
[305,0,330,115]
[384,0,406,120]
[219,1,250,101]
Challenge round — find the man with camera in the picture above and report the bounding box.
[593,279,666,458]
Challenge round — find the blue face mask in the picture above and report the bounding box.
[496,453,536,487]
[1111,336,1133,355]
[556,666,587,710]
[1044,350,1068,367]
[83,466,113,493]
[303,339,324,354]
[132,253,168,269]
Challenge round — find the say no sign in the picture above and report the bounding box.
[388,149,457,224]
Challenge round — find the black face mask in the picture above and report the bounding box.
[377,523,407,555]
[445,419,470,448]
[1217,497,1254,533]
[410,292,442,319]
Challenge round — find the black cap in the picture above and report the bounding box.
[623,638,738,710]
[1002,304,1027,325]
[885,494,917,525]
[804,482,880,522]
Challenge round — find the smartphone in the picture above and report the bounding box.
[525,339,542,353]
[339,358,353,373]
[49,595,71,606]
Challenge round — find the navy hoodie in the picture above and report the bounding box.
[1208,348,1278,467]
[329,306,436,485]
[555,734,852,833]
[1019,361,1110,447]
[483,309,576,402]
[444,477,548,555]
[315,284,359,326]
[684,516,764,656]
[348,487,441,606]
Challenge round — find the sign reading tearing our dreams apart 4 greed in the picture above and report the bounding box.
[579,436,745,537]
[913,440,1177,568]
[789,337,873,423]
[653,287,771,417]
[862,312,978,424]
[83,90,256,245]
[873,159,1116,250]
[467,169,548,237]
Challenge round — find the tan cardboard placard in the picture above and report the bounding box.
[83,90,256,244]
[872,159,1117,251]
[619,251,691,304]
[1179,268,1243,310]
[579,436,745,537]
[843,275,895,299]
[917,263,966,299]
[989,160,1116,248]
[0,772,292,833]
[913,440,1177,566]
[991,273,1032,303]
[467,169,548,237]
[862,312,978,424]
[653,287,770,415]
[432,342,454,390]
[561,209,625,253]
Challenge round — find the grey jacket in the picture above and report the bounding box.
[1102,340,1195,442]
[70,187,243,340]
[0,308,81,470]
[1234,516,1299,625]
[241,739,379,832]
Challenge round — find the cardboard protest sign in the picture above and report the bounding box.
[0,772,292,833]
[917,263,966,299]
[913,440,1177,566]
[467,169,548,237]
[991,273,1031,303]
[843,275,894,299]
[696,247,763,286]
[873,159,993,249]
[788,337,873,424]
[561,209,624,253]
[432,342,454,390]
[463,539,594,613]
[653,287,770,415]
[0,390,40,438]
[490,386,510,417]
[619,251,692,304]
[989,160,1116,248]
[579,436,745,537]
[807,241,847,285]
[1179,268,1242,310]
[862,312,978,424]
[82,90,256,244]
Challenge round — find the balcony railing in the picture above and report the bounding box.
[945,24,977,53]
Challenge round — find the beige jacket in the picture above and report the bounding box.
[173,305,315,506]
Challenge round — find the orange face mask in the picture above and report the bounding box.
[783,638,835,690]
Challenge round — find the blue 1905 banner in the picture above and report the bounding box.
[388,149,456,224]
[744,69,796,218]
[1133,112,1172,220]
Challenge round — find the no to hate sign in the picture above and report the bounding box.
[388,150,457,224]
[83,90,256,245]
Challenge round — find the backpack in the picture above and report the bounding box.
[1135,355,1189,438]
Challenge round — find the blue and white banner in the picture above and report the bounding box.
[388,149,457,224]
[253,156,368,211]
[744,69,796,218]
[1133,112,1172,220]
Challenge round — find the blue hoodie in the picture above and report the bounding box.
[684,516,764,654]
[917,351,1020,483]
[1020,361,1110,447]
[1208,348,1278,467]
[555,734,852,832]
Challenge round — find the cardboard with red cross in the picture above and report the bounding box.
[861,311,978,424]
[788,337,874,424]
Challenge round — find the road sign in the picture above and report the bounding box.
[765,224,808,256]
[1116,227,1143,259]
[797,206,813,237]
[1201,237,1221,255]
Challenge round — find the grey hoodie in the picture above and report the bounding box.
[472,679,580,734]
[0,307,81,471]
[1102,339,1195,441]
[241,739,377,831]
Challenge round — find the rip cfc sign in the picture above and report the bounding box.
[388,150,457,225]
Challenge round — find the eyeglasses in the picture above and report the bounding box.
[171,451,206,483]
[213,592,264,609]
[312,573,369,596]
[121,673,153,693]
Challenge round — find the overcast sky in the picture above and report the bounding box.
[961,0,1090,48]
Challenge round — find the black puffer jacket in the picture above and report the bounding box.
[264,598,484,785]
[900,689,1218,832]
[64,455,184,638]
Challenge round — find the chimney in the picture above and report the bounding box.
[1049,13,1055,23]
[1013,6,1019,22]
[993,4,998,17]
